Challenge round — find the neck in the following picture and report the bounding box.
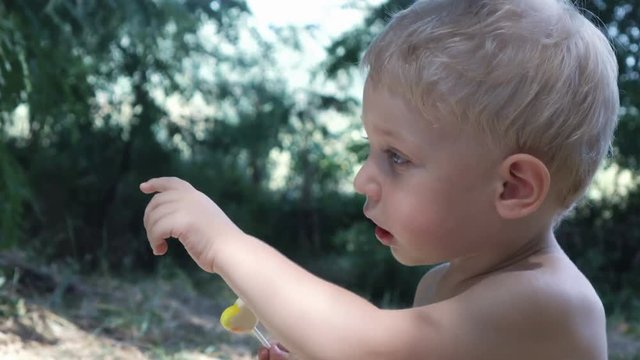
[446,224,561,287]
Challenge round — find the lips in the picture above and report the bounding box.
[374,225,394,245]
[364,209,394,246]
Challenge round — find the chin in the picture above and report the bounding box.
[391,248,441,266]
[391,248,429,266]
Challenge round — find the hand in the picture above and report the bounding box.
[140,177,242,273]
[258,343,290,360]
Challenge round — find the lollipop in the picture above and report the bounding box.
[220,298,271,347]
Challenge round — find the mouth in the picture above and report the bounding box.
[374,225,394,246]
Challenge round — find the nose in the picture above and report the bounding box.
[353,158,381,201]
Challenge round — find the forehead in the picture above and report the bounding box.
[361,80,452,143]
[361,80,503,164]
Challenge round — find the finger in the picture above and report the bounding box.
[146,215,178,255]
[143,190,192,230]
[145,199,191,246]
[145,226,169,256]
[270,344,290,359]
[152,240,168,256]
[146,204,179,236]
[143,192,177,229]
[140,177,192,194]
[258,347,269,360]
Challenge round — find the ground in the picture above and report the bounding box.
[1,251,639,359]
[0,251,263,359]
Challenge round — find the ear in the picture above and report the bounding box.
[495,154,550,219]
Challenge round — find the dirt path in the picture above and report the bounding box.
[0,256,265,359]
[0,302,260,359]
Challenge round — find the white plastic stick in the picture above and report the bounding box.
[253,327,271,347]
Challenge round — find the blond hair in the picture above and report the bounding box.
[362,0,619,209]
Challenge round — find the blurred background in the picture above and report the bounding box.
[0,0,638,358]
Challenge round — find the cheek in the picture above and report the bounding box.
[392,191,452,240]
[397,180,458,221]
[393,184,487,250]
[392,203,459,264]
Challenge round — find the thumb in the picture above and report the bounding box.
[139,177,191,194]
[139,181,154,194]
[257,344,289,360]
[269,344,290,359]
[258,347,269,360]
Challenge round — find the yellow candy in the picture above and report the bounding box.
[220,298,258,333]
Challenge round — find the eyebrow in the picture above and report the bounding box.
[360,113,401,140]
[370,123,397,138]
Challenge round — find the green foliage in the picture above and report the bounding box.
[1,0,639,314]
[558,183,640,317]
[583,0,640,172]
[0,267,27,318]
[0,0,376,299]
[610,355,640,360]
[323,0,414,79]
[318,220,427,307]
[0,142,30,249]
[0,0,256,269]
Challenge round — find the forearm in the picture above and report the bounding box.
[139,177,416,358]
[214,234,397,359]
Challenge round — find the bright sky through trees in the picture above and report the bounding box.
[245,0,383,91]
[246,0,378,35]
[246,0,636,197]
[244,1,384,191]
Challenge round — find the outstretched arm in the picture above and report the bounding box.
[140,177,463,359]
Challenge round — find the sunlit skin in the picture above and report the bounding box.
[355,81,507,267]
[140,81,607,360]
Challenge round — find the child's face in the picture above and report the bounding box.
[354,81,504,265]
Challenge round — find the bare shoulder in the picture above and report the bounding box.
[413,262,449,306]
[458,253,607,359]
[384,255,605,359]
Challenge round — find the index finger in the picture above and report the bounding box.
[139,177,192,194]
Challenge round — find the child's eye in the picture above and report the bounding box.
[386,149,409,166]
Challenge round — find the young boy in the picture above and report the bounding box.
[140,0,619,358]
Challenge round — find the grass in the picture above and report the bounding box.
[0,252,259,359]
